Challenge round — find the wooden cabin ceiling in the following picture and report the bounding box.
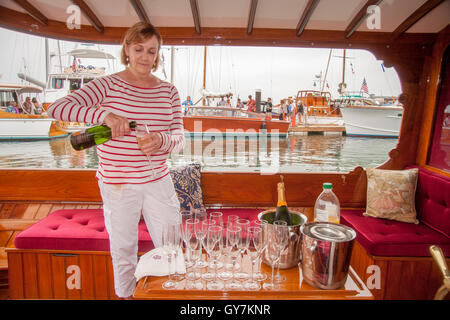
[0,0,448,46]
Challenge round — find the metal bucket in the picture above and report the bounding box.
[258,209,308,269]
[301,222,356,289]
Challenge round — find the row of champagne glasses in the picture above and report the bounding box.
[169,209,290,291]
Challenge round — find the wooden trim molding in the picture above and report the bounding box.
[129,0,150,24]
[345,0,383,39]
[70,0,104,33]
[392,0,446,39]
[189,0,201,34]
[0,168,367,208]
[12,0,48,26]
[296,0,320,37]
[247,0,258,35]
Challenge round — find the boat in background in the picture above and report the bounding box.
[335,92,403,138]
[184,106,290,136]
[0,84,68,140]
[296,90,344,126]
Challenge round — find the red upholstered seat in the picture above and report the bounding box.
[341,210,450,257]
[14,208,263,252]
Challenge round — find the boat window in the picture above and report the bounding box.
[427,47,449,173]
[51,78,64,89]
[70,79,81,91]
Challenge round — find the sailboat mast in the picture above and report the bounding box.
[321,49,332,92]
[202,46,207,105]
[342,49,346,85]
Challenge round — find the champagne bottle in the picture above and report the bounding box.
[274,176,292,225]
[70,121,137,151]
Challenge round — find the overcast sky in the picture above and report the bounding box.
[1,27,402,105]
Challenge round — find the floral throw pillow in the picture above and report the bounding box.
[169,163,205,212]
[364,168,419,224]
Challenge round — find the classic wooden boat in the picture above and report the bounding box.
[183,106,290,135]
[0,84,68,140]
[335,94,403,137]
[0,0,449,304]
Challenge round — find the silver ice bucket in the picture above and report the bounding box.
[258,209,308,269]
[301,222,356,289]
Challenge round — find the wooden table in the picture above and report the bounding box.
[133,255,373,300]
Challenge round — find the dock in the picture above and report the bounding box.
[288,124,346,136]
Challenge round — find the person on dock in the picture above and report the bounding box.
[217,97,226,106]
[246,95,255,112]
[182,95,193,115]
[236,98,244,108]
[47,22,184,300]
[265,97,273,120]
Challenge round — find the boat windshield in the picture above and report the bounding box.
[185,107,264,119]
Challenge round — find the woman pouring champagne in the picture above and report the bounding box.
[47,22,185,299]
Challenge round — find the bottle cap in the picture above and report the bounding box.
[323,182,333,189]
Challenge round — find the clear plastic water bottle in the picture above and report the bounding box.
[314,182,340,223]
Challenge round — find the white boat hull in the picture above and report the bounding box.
[340,105,403,138]
[0,118,63,140]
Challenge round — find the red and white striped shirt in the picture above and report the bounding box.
[47,74,185,184]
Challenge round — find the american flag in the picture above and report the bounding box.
[361,77,369,94]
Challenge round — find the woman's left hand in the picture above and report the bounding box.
[138,132,162,155]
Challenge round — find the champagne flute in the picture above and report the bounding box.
[201,219,217,281]
[274,220,288,283]
[185,218,203,290]
[205,225,224,290]
[244,226,263,290]
[262,222,287,290]
[180,209,193,268]
[135,124,155,178]
[209,211,224,269]
[224,225,242,290]
[223,214,240,271]
[236,219,250,281]
[162,223,177,290]
[253,219,268,281]
[194,209,208,268]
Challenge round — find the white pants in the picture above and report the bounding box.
[98,175,181,298]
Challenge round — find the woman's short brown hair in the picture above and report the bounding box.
[120,22,162,72]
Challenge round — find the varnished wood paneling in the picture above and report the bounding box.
[7,252,24,298]
[79,254,95,300]
[22,253,38,298]
[50,254,67,299]
[0,169,367,208]
[93,255,109,300]
[36,253,53,299]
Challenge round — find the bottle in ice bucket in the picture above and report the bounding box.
[314,182,340,223]
[70,121,137,151]
[274,175,292,225]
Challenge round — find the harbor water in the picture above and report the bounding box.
[0,134,397,173]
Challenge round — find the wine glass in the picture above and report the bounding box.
[222,214,240,271]
[135,125,155,177]
[162,223,179,290]
[194,209,209,268]
[244,226,263,290]
[253,219,268,281]
[208,211,224,269]
[205,225,224,290]
[209,211,223,227]
[235,219,250,281]
[200,219,217,281]
[262,221,288,290]
[274,220,288,283]
[224,225,242,290]
[180,209,194,268]
[185,218,203,290]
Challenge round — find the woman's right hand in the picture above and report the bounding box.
[104,113,131,138]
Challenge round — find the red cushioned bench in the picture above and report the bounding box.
[340,166,450,299]
[8,208,263,299]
